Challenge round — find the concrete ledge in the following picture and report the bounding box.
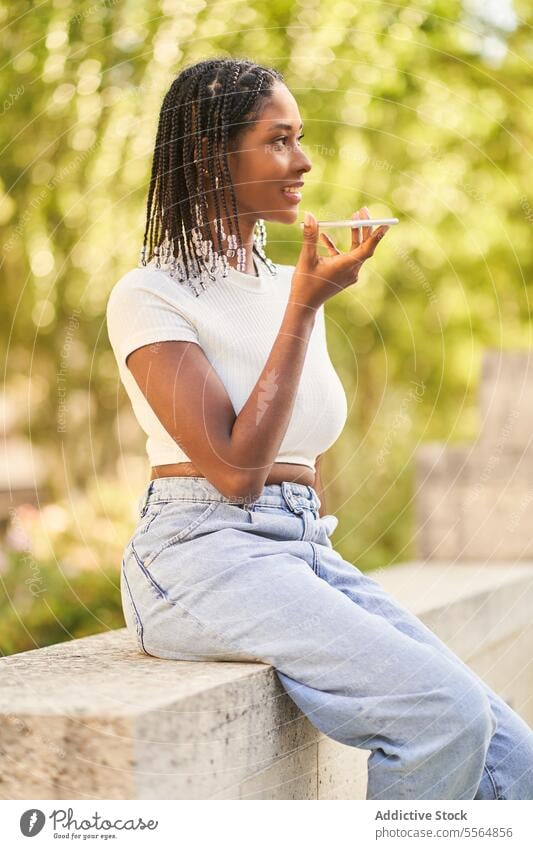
[415,444,533,560]
[1,562,532,799]
[414,350,533,561]
[478,350,533,450]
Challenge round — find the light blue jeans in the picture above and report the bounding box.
[121,476,533,800]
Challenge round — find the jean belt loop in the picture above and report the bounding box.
[281,481,304,515]
[306,484,320,518]
[139,481,154,517]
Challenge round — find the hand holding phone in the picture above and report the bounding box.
[290,207,393,312]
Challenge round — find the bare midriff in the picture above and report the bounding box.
[150,461,315,488]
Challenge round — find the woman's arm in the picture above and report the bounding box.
[314,454,327,518]
[126,299,318,501]
[229,300,318,499]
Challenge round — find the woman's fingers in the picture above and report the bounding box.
[361,206,371,242]
[319,206,389,268]
[350,207,372,251]
[319,230,341,256]
[358,225,389,260]
[301,210,320,264]
[351,211,362,250]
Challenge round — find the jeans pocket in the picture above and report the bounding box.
[138,501,168,534]
[138,500,221,568]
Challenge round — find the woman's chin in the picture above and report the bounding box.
[263,207,301,224]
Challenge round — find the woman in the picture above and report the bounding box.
[106,57,533,799]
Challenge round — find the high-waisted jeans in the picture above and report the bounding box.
[121,475,533,800]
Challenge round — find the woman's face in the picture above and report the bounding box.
[226,81,312,226]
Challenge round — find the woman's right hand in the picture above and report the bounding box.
[289,207,390,311]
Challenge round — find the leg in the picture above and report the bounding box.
[314,545,533,800]
[126,512,496,800]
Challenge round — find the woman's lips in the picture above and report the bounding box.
[281,189,302,203]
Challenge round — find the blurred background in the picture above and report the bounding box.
[1,0,531,655]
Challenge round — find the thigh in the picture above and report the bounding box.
[315,546,490,678]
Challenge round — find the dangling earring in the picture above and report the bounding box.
[253,218,277,276]
[254,218,267,252]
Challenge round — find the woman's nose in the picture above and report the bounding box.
[297,151,312,173]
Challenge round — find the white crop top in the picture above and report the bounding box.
[106,256,348,473]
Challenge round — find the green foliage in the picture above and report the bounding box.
[0,479,138,655]
[1,1,531,648]
[0,550,125,656]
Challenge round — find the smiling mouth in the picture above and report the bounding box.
[281,187,302,203]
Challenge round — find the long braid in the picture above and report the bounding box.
[206,68,227,257]
[158,92,173,250]
[139,57,284,294]
[141,97,167,264]
[220,64,244,268]
[197,74,216,274]
[183,77,205,279]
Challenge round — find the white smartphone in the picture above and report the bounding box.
[300,217,399,229]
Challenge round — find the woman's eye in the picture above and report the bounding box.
[273,134,305,147]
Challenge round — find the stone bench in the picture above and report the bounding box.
[1,561,532,799]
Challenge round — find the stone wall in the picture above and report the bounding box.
[415,351,533,560]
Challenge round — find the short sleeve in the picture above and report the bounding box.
[106,270,201,368]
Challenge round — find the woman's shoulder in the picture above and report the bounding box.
[107,263,199,312]
[106,263,201,358]
[109,263,183,295]
[106,264,203,343]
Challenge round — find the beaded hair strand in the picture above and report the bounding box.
[139,58,283,296]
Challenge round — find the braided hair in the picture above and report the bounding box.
[139,57,284,293]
